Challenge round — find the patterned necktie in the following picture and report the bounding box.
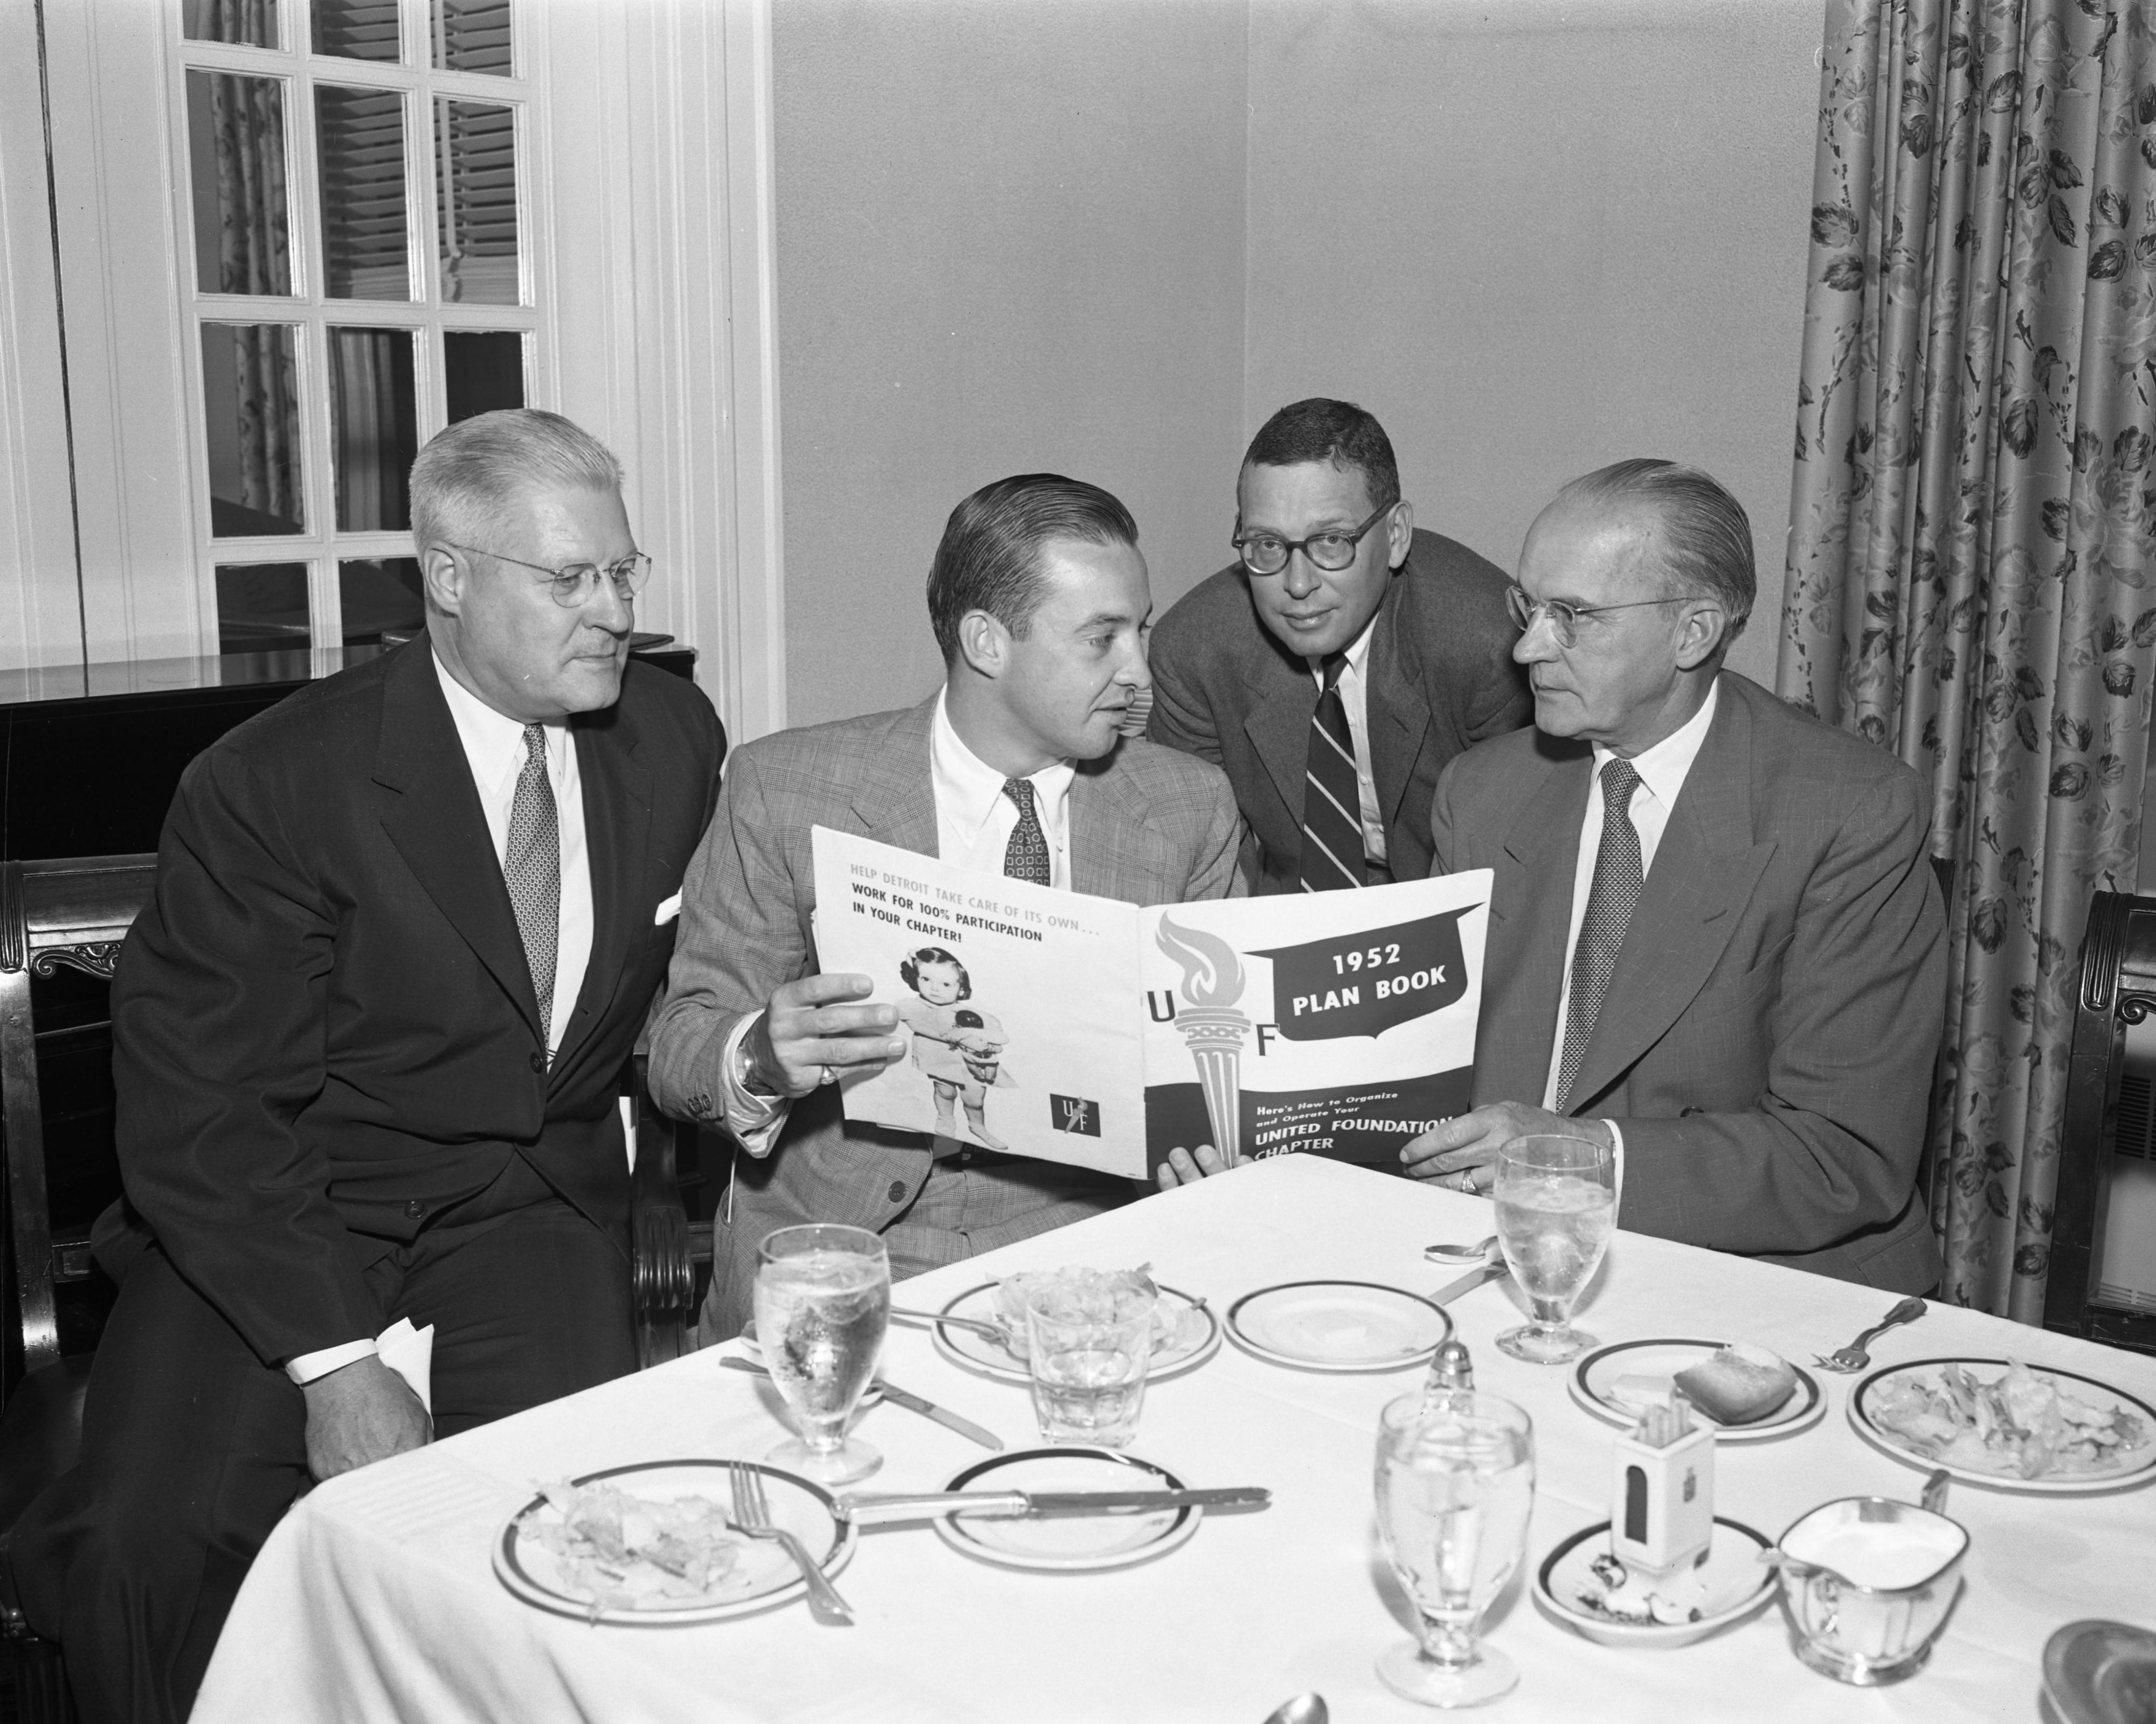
[1299,653,1365,891]
[505,723,561,1045]
[1001,778,1052,885]
[1555,758,1644,1111]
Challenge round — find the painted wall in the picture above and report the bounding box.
[771,0,1251,726]
[1241,0,1824,691]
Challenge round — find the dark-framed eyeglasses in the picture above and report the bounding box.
[1232,501,1395,576]
[444,541,653,608]
[1505,583,1692,648]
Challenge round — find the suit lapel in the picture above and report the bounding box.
[1566,680,1775,1110]
[550,705,651,1077]
[1241,641,1317,829]
[1481,750,1591,1106]
[851,697,941,857]
[1365,580,1430,834]
[373,642,542,1039]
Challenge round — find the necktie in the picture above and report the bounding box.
[1554,758,1643,1111]
[1002,778,1052,885]
[1299,653,1365,891]
[505,723,561,1047]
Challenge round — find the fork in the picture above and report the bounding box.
[888,1305,1013,1341]
[1812,1296,1929,1374]
[728,1461,853,1625]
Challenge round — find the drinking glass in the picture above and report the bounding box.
[1492,1132,1615,1364]
[1374,1389,1536,1707]
[752,1223,890,1484]
[1024,1278,1154,1448]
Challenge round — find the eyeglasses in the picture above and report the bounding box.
[444,541,653,608]
[1505,583,1692,648]
[1232,502,1394,576]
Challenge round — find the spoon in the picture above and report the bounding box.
[1423,1234,1497,1263]
[1260,1695,1328,1724]
[889,1305,1014,1341]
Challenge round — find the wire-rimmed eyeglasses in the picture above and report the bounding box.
[1504,583,1691,648]
[1232,502,1394,577]
[444,541,653,608]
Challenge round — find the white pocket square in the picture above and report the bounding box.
[654,891,682,926]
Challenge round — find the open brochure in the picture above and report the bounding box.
[811,827,1490,1180]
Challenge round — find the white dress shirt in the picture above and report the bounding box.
[282,655,595,1386]
[717,687,1075,1154]
[1541,678,1720,1215]
[1306,612,1387,866]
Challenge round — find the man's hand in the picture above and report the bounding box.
[301,1354,432,1483]
[1400,1105,1613,1192]
[1153,1143,1238,1191]
[746,972,907,1098]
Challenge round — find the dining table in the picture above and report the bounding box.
[190,1153,2152,1723]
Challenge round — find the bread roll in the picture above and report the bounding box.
[1673,1344,1798,1425]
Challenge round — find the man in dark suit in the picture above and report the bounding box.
[6,411,725,1723]
[1148,398,1530,892]
[1403,460,1945,1292]
[649,475,1243,1341]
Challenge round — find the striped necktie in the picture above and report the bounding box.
[1298,652,1365,891]
[505,723,561,1047]
[1554,758,1643,1111]
[1001,778,1052,885]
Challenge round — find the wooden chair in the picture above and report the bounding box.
[1,853,157,1723]
[627,1054,707,1367]
[2047,889,2156,1354]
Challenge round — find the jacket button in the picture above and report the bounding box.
[404,1199,425,1219]
[888,1181,907,1203]
[529,1051,545,1073]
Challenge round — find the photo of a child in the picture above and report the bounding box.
[895,946,1011,1150]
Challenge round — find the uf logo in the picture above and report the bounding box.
[1050,1094,1100,1137]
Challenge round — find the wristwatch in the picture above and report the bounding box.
[733,1033,780,1100]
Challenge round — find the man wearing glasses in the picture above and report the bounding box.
[9,410,725,1722]
[1148,397,1529,893]
[1401,460,1945,1293]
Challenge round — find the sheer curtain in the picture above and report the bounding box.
[1783,0,2156,1319]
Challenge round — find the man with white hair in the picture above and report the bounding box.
[5,410,725,1723]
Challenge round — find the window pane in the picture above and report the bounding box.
[317,86,410,301]
[185,72,292,296]
[216,563,311,655]
[313,0,402,62]
[444,330,524,421]
[433,0,512,75]
[183,0,276,49]
[340,558,424,647]
[201,324,304,537]
[327,327,418,532]
[436,101,519,304]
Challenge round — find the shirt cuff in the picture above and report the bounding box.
[721,1012,791,1158]
[285,1338,378,1386]
[1602,1118,1626,1222]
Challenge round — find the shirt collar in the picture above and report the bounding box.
[1592,676,1719,808]
[432,652,566,787]
[1308,607,1381,683]
[931,687,1074,846]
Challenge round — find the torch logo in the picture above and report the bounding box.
[1153,916,1253,1167]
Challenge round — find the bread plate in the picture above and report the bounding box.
[1570,1338,1825,1444]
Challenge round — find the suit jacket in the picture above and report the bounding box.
[1429,671,1946,1292]
[1148,527,1531,892]
[647,696,1245,1331]
[99,638,727,1368]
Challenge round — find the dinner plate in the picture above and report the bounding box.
[1847,1357,2156,1494]
[928,1282,1221,1385]
[930,1448,1204,1572]
[2043,1619,2156,1724]
[1568,1339,1826,1443]
[493,1459,856,1625]
[1534,1517,1777,1649]
[1224,1280,1454,1373]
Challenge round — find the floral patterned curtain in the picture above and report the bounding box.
[1783,0,2156,1320]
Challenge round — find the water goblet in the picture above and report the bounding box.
[752,1222,890,1484]
[1373,1389,1536,1707]
[1492,1132,1614,1365]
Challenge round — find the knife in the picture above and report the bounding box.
[836,1486,1270,1523]
[719,1355,1004,1451]
[1429,1259,1511,1305]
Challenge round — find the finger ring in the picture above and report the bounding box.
[820,1064,838,1086]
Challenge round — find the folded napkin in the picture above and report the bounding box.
[376,1318,435,1415]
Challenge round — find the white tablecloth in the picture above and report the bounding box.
[193,1157,2152,1723]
